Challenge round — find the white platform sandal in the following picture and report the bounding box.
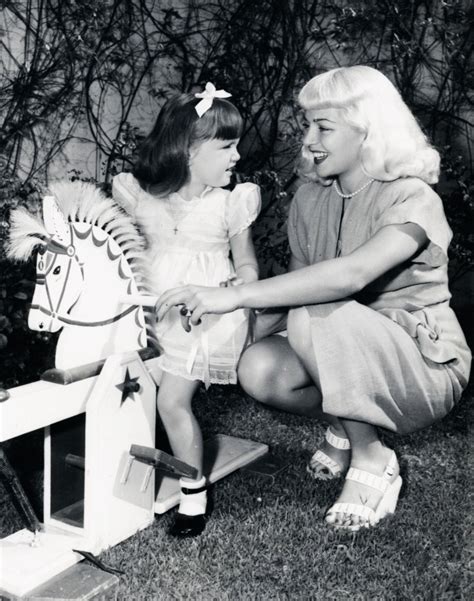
[325,451,402,531]
[307,427,351,480]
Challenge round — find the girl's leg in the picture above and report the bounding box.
[157,372,207,538]
[157,372,202,477]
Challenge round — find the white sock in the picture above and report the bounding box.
[178,476,207,516]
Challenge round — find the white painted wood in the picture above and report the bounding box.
[44,426,51,523]
[0,378,93,442]
[0,357,161,442]
[83,352,157,553]
[118,293,158,306]
[0,352,159,597]
[0,527,87,598]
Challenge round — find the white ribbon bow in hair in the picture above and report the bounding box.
[194,82,231,117]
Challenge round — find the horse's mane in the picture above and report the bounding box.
[8,180,158,349]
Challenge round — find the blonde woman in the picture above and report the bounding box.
[156,66,471,531]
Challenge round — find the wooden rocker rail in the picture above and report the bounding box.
[41,347,159,385]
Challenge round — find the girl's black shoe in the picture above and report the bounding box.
[169,512,206,538]
[168,485,213,538]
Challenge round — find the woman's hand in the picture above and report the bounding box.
[156,285,242,325]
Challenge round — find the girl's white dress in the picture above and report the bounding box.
[112,173,261,387]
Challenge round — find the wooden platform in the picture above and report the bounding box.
[155,433,268,513]
[0,562,118,601]
[1,434,268,599]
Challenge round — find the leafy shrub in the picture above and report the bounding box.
[0,173,57,388]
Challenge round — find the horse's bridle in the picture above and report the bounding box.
[31,235,138,328]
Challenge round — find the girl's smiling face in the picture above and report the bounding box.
[303,107,366,188]
[189,137,240,190]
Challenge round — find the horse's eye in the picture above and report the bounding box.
[53,266,61,275]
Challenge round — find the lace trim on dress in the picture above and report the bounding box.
[157,354,237,386]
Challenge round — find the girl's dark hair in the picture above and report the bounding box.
[133,93,243,196]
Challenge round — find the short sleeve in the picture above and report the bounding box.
[287,190,308,264]
[374,180,452,266]
[112,173,141,217]
[226,183,262,238]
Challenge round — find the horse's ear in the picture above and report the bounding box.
[43,195,70,244]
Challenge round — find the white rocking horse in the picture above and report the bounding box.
[1,182,165,597]
[1,181,267,598]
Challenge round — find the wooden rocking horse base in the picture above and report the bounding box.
[155,434,269,513]
[3,562,119,601]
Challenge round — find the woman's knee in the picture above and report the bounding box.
[239,337,297,403]
[238,344,279,402]
[238,336,309,404]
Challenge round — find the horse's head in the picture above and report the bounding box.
[8,181,158,368]
[31,197,85,332]
[9,195,84,333]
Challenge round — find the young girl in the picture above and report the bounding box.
[112,83,261,538]
[156,66,471,532]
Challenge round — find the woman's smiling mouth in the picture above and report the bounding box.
[312,151,329,164]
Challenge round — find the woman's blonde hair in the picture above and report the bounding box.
[297,65,440,184]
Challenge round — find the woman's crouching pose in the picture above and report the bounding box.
[156,66,471,531]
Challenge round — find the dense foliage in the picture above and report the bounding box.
[0,0,472,387]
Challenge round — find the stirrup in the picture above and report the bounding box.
[307,427,350,480]
[325,451,402,532]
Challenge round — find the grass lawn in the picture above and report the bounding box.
[1,379,472,600]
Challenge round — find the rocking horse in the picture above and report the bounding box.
[10,180,158,368]
[0,181,267,598]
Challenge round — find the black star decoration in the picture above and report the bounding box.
[116,368,140,406]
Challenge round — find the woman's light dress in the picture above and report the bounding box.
[113,173,261,387]
[287,178,471,434]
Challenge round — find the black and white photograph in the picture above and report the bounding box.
[0,1,472,599]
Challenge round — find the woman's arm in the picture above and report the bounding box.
[229,227,259,284]
[156,222,427,323]
[239,222,427,307]
[251,252,306,338]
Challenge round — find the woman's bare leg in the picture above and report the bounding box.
[238,335,324,418]
[326,419,400,529]
[285,307,401,527]
[238,326,349,476]
[285,308,350,475]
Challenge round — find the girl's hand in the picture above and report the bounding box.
[156,285,241,325]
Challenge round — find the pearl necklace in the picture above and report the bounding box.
[333,178,375,199]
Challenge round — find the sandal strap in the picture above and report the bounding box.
[309,450,343,477]
[327,502,375,522]
[346,451,398,494]
[326,427,351,450]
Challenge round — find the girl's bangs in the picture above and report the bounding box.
[194,100,243,141]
